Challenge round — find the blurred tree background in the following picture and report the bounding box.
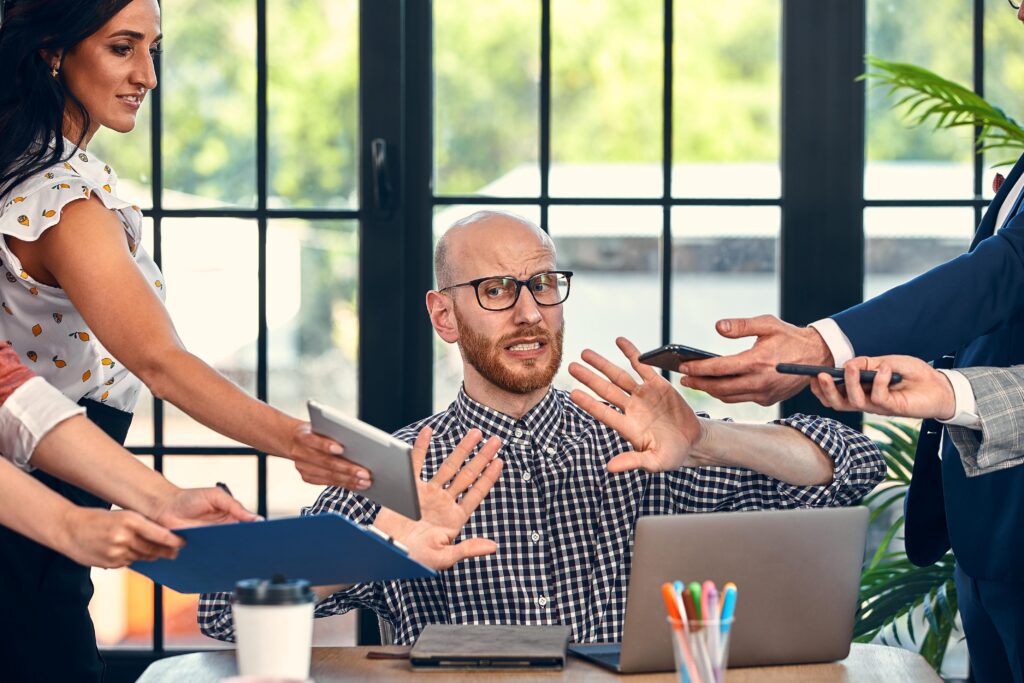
[92,0,1011,207]
[82,0,1018,408]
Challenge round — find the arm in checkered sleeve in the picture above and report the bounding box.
[568,337,885,504]
[646,412,884,511]
[765,412,884,506]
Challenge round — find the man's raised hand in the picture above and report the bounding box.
[568,337,704,473]
[374,427,503,570]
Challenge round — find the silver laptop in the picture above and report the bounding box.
[569,507,869,673]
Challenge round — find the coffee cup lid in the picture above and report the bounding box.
[233,575,314,605]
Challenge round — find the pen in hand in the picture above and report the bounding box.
[215,481,264,521]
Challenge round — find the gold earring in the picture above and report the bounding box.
[50,64,58,78]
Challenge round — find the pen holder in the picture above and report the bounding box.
[667,616,733,683]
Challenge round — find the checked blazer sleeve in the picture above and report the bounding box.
[946,366,1024,477]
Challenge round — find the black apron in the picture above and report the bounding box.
[0,398,133,683]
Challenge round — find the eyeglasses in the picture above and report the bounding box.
[1011,0,1020,10]
[440,271,573,311]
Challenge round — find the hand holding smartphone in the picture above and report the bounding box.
[638,344,719,373]
[775,363,903,386]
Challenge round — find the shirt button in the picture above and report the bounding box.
[531,531,541,543]
[522,472,532,482]
[546,446,556,456]
[537,596,548,607]
[514,428,524,438]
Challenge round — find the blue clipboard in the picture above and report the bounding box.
[129,513,437,594]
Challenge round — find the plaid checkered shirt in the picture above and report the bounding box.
[198,387,884,644]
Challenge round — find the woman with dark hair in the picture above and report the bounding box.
[0,0,368,678]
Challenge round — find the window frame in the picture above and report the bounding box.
[98,0,997,673]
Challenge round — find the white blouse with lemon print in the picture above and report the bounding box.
[0,146,165,413]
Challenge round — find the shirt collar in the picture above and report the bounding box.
[60,137,116,188]
[453,385,564,456]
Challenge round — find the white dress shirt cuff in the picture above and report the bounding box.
[808,318,855,366]
[936,370,981,429]
[0,377,85,470]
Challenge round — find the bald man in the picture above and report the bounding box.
[198,210,884,645]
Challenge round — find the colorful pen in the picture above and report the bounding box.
[662,583,701,683]
[681,586,698,626]
[661,582,682,622]
[702,582,721,683]
[720,582,737,635]
[689,582,703,622]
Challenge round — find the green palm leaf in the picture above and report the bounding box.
[862,55,1024,163]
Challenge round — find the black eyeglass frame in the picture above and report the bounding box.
[439,270,574,311]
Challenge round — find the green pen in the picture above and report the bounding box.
[688,582,702,621]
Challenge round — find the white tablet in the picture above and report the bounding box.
[307,400,421,520]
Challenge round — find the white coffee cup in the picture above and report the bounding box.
[232,576,315,680]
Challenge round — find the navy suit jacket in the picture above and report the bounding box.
[832,153,1024,582]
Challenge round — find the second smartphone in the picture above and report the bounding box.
[776,363,903,386]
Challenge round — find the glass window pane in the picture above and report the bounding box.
[266,220,358,436]
[864,207,975,300]
[160,455,257,648]
[267,457,328,519]
[162,0,256,208]
[432,205,542,412]
[91,456,155,649]
[550,0,662,198]
[434,1,540,197]
[671,206,779,422]
[549,205,662,393]
[673,0,780,199]
[865,0,973,199]
[124,385,153,448]
[983,0,1024,199]
[161,219,257,446]
[87,104,152,210]
[268,1,358,208]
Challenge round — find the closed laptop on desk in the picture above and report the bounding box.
[570,507,869,673]
[410,624,570,669]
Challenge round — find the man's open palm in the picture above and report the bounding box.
[568,337,704,473]
[376,427,503,570]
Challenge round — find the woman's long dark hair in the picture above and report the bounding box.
[0,0,132,198]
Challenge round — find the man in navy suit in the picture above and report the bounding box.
[668,4,1024,679]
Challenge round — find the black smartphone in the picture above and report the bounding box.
[775,363,903,386]
[638,344,720,372]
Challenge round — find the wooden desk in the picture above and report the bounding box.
[138,643,942,682]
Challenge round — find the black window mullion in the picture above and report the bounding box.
[540,0,551,231]
[256,0,269,519]
[779,0,865,427]
[357,0,433,644]
[431,195,780,207]
[149,33,166,658]
[661,0,673,351]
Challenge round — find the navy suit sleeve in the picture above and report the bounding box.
[832,213,1024,360]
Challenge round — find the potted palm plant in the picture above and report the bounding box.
[855,421,958,672]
